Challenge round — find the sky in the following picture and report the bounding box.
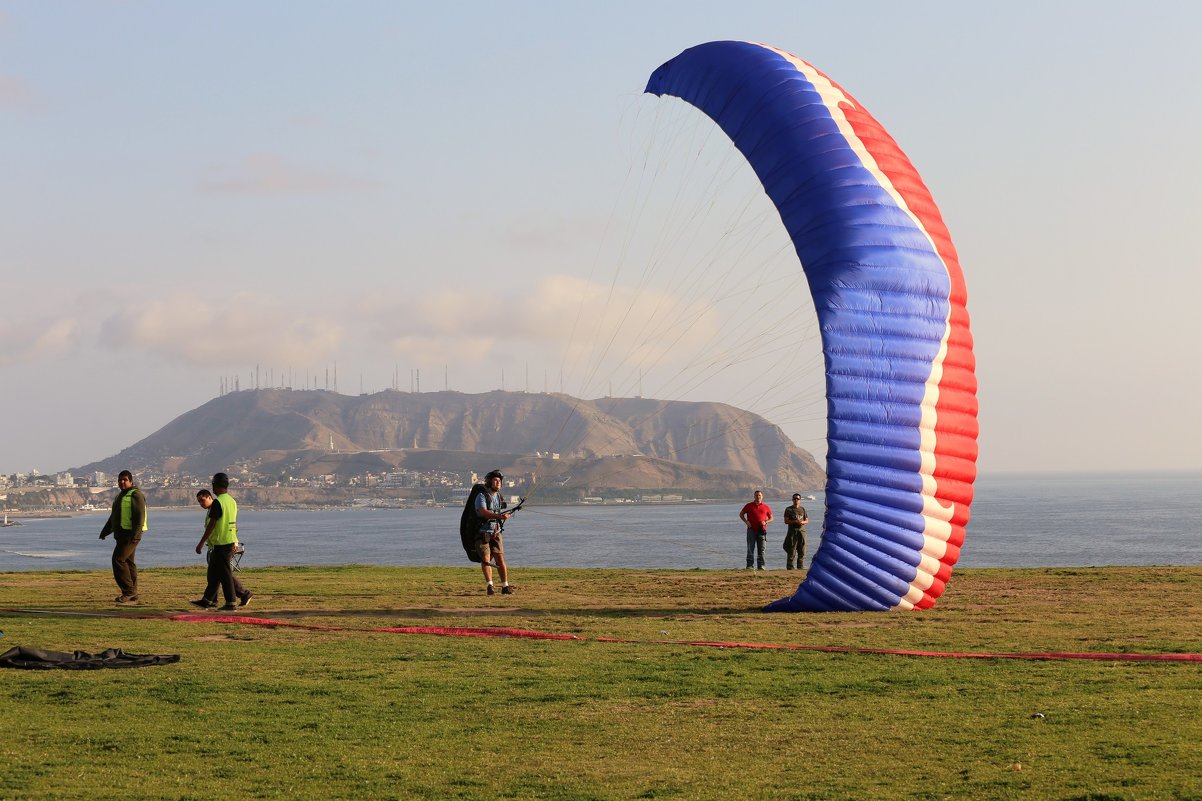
[2,1,1200,476]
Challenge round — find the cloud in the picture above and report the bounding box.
[200,153,377,195]
[514,274,721,364]
[380,335,498,366]
[98,292,344,366]
[359,273,719,372]
[0,317,78,366]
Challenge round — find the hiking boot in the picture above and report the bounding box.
[501,585,514,595]
[219,603,238,611]
[239,591,253,607]
[190,598,216,609]
[486,585,495,595]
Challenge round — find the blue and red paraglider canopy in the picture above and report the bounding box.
[646,41,978,611]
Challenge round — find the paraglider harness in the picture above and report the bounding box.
[458,484,526,563]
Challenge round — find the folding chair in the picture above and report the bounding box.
[206,543,246,572]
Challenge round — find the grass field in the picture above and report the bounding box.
[3,565,1201,800]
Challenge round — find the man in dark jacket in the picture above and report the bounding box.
[99,470,147,604]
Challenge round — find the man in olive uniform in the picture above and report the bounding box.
[782,493,810,570]
[98,469,147,603]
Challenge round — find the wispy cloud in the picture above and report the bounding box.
[360,273,718,368]
[98,292,344,366]
[200,153,377,195]
[0,317,78,366]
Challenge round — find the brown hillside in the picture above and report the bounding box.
[74,389,824,491]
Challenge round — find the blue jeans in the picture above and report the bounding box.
[746,528,766,568]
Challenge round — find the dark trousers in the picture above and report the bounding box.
[784,526,807,569]
[202,562,246,604]
[111,535,140,597]
[204,543,243,605]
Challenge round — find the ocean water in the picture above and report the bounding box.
[1,471,1199,573]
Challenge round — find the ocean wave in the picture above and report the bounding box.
[3,550,85,559]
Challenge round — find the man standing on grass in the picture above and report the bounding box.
[194,472,252,611]
[98,469,147,604]
[739,489,772,570]
[782,493,810,570]
[476,470,514,596]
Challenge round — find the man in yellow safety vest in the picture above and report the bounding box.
[195,471,252,611]
[99,469,147,604]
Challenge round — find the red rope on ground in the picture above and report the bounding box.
[7,608,1202,662]
[595,637,1202,662]
[168,613,581,640]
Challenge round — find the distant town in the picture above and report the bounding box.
[0,462,699,514]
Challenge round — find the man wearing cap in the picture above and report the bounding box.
[475,470,514,595]
[782,493,810,570]
[190,488,252,610]
[194,472,253,611]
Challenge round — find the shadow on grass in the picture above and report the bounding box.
[1,603,768,626]
[252,605,765,621]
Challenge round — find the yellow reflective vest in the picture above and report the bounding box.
[209,493,238,546]
[119,489,148,532]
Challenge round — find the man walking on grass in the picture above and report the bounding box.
[194,472,252,611]
[191,488,251,610]
[99,469,146,604]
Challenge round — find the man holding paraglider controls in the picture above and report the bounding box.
[476,469,515,596]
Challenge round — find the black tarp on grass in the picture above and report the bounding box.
[0,646,180,669]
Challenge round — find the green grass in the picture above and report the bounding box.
[3,565,1202,800]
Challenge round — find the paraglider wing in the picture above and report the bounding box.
[645,41,978,611]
